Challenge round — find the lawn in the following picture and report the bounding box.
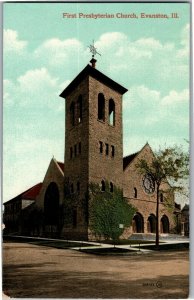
[3,235,92,249]
[79,247,135,255]
[93,239,158,245]
[29,240,92,249]
[140,242,189,251]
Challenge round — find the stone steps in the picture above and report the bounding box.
[129,233,189,241]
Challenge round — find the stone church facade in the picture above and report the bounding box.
[3,58,180,240]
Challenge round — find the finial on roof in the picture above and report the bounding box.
[88,40,101,68]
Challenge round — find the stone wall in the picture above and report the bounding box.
[122,143,175,237]
[63,77,90,239]
[88,75,123,190]
[36,158,64,210]
[63,74,125,240]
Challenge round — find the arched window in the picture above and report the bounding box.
[105,143,109,155]
[98,93,105,121]
[160,193,164,202]
[78,142,81,154]
[77,182,80,194]
[132,212,144,233]
[70,147,73,159]
[99,141,103,153]
[110,182,113,193]
[70,183,74,194]
[147,214,156,233]
[101,180,105,192]
[74,144,77,157]
[109,99,115,126]
[70,102,75,126]
[160,215,169,233]
[77,95,82,123]
[44,182,59,225]
[134,187,137,198]
[111,145,115,157]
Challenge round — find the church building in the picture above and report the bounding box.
[3,56,180,240]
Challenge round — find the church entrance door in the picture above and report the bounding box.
[132,213,144,233]
[44,182,59,237]
[160,215,169,233]
[147,214,156,233]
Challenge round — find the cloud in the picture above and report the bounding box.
[93,27,189,91]
[124,85,160,106]
[161,89,189,106]
[123,135,188,157]
[3,132,65,203]
[4,25,189,92]
[35,38,84,66]
[96,32,128,50]
[127,85,189,117]
[123,85,165,128]
[4,29,27,53]
[3,79,15,105]
[4,67,63,109]
[3,139,64,202]
[180,23,190,47]
[176,23,190,59]
[123,85,189,147]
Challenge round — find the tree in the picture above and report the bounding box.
[88,182,136,243]
[136,145,189,247]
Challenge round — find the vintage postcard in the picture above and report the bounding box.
[3,1,190,298]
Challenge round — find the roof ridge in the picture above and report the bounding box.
[4,182,42,204]
[123,150,139,159]
[53,158,64,175]
[57,160,64,164]
[123,151,140,170]
[60,64,128,98]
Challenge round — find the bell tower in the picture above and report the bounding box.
[60,57,128,239]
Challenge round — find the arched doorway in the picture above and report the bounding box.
[132,213,144,233]
[147,214,156,233]
[160,215,169,233]
[44,182,59,227]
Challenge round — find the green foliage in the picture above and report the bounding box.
[63,180,78,225]
[136,144,189,246]
[63,194,76,224]
[88,182,136,242]
[161,193,174,214]
[136,145,189,190]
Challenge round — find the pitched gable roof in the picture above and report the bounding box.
[4,159,64,206]
[57,161,64,173]
[123,143,154,171]
[22,183,42,200]
[4,182,42,205]
[59,64,128,98]
[123,152,139,170]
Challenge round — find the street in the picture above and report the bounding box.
[3,241,189,298]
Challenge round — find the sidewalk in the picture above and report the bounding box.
[4,234,189,253]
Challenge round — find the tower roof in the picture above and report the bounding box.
[59,64,128,98]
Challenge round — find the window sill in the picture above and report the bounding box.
[108,123,115,128]
[97,119,105,124]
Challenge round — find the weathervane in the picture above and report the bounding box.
[88,40,101,58]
